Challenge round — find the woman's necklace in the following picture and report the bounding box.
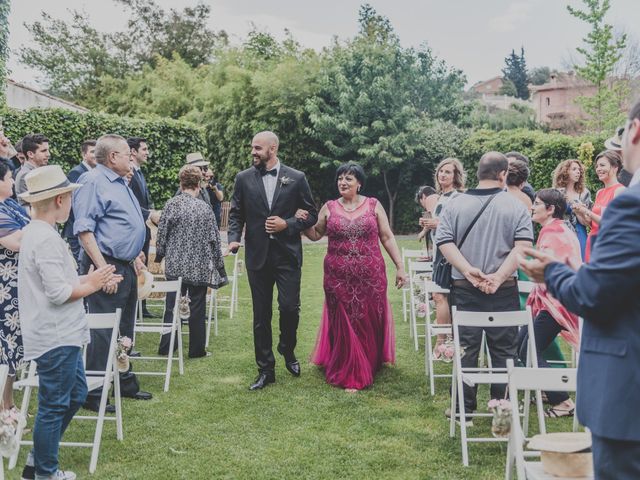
[340,195,361,212]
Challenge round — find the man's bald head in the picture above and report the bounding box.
[251,131,279,167]
[477,151,509,181]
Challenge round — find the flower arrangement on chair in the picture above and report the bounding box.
[0,408,26,457]
[488,399,512,438]
[434,335,455,363]
[116,336,133,373]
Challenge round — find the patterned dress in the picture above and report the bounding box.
[0,198,30,375]
[312,197,395,390]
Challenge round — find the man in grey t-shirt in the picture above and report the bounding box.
[435,151,533,421]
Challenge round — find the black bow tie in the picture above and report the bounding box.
[262,168,277,177]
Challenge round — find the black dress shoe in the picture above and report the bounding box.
[249,373,275,391]
[122,390,153,400]
[284,360,301,377]
[142,310,157,318]
[277,346,301,377]
[129,350,141,358]
[83,400,116,413]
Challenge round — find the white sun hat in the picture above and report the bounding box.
[19,165,82,203]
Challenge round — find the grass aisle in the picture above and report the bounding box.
[10,241,514,479]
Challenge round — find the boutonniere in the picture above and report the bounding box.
[280,176,294,186]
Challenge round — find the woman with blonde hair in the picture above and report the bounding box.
[419,157,466,359]
[552,159,592,259]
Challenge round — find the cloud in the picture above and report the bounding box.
[489,2,534,33]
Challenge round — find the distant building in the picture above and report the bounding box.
[470,76,504,96]
[529,72,596,131]
[5,78,89,113]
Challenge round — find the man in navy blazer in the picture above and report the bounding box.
[520,99,640,478]
[62,139,96,264]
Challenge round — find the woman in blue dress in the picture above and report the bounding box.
[552,159,591,260]
[0,161,30,410]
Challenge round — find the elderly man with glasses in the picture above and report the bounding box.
[73,134,153,412]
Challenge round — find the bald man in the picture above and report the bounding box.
[228,131,318,390]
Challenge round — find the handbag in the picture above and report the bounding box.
[432,194,498,288]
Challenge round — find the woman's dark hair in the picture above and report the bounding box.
[416,185,437,204]
[595,149,622,172]
[0,161,9,180]
[335,161,366,189]
[536,188,566,220]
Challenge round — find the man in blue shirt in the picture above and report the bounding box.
[74,134,153,410]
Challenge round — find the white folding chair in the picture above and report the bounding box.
[10,310,124,473]
[401,248,429,323]
[504,360,588,480]
[134,279,184,392]
[408,260,433,351]
[422,279,452,395]
[450,306,545,466]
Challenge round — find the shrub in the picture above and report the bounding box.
[1,107,205,206]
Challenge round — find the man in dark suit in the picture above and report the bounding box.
[127,137,160,318]
[62,139,96,264]
[228,131,318,390]
[520,99,640,478]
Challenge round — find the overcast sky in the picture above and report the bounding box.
[7,0,640,89]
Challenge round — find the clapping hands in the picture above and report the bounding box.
[86,264,123,294]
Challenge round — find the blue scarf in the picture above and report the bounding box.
[0,198,31,238]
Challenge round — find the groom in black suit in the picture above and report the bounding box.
[228,131,318,390]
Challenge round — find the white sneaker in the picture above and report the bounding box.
[35,471,76,480]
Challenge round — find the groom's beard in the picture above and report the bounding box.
[253,155,269,174]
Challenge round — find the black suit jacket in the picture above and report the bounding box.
[129,168,152,220]
[228,164,318,271]
[62,162,89,238]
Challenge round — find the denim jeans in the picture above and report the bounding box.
[34,346,88,478]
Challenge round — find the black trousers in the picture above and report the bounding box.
[141,226,152,313]
[451,281,519,412]
[246,240,301,374]
[516,310,569,405]
[592,434,640,479]
[81,254,140,400]
[158,280,207,358]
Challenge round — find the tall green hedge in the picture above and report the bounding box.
[458,129,608,193]
[1,107,206,206]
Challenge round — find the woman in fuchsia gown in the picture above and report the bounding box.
[297,162,406,391]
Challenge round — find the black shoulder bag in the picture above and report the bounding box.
[432,194,497,288]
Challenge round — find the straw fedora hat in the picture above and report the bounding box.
[137,270,154,300]
[604,126,624,151]
[19,165,82,203]
[528,432,593,478]
[185,152,210,167]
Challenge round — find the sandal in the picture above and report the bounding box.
[433,342,445,360]
[545,406,575,418]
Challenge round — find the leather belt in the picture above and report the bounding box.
[452,278,517,288]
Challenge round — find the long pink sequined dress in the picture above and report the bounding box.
[312,197,395,390]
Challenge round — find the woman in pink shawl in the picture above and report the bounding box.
[517,188,581,417]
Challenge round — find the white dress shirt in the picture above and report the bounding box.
[261,161,280,210]
[18,220,89,360]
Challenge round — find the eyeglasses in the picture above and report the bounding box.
[199,166,209,172]
[533,200,549,208]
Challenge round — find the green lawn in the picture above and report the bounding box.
[7,240,574,479]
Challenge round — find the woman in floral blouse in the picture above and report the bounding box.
[0,161,30,410]
[155,165,227,358]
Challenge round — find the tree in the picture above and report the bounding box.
[502,48,529,100]
[305,4,467,228]
[499,79,518,97]
[528,66,551,85]
[567,0,627,133]
[19,0,226,102]
[0,0,9,106]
